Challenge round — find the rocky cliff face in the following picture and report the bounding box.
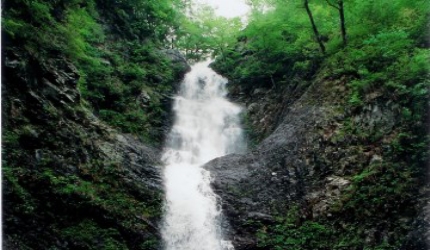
[206,74,429,249]
[2,48,188,249]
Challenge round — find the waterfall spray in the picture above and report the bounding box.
[161,60,244,250]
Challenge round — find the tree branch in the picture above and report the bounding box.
[325,0,340,10]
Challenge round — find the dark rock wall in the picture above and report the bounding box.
[206,75,429,249]
[2,48,187,249]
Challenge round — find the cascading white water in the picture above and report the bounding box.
[161,60,244,250]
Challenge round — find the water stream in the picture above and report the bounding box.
[161,60,244,250]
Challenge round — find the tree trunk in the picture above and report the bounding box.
[326,0,347,47]
[339,0,347,46]
[304,0,326,54]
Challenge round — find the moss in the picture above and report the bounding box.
[240,112,260,148]
[3,166,36,215]
[3,155,162,249]
[257,205,333,250]
[61,219,128,250]
[3,0,184,147]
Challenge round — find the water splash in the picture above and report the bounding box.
[161,60,244,250]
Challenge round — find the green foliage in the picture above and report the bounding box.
[3,166,36,215]
[62,220,128,250]
[2,18,27,38]
[4,0,429,249]
[342,162,417,218]
[56,6,105,62]
[39,157,162,217]
[212,0,331,86]
[140,238,159,249]
[95,0,184,41]
[346,0,429,43]
[321,29,430,109]
[2,130,22,161]
[3,157,162,249]
[99,109,148,134]
[174,4,242,60]
[215,1,430,249]
[3,0,186,145]
[80,40,175,144]
[240,112,260,148]
[214,0,429,90]
[257,206,333,250]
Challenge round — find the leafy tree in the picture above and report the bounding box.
[173,4,242,60]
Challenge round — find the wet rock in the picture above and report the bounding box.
[160,49,190,82]
[246,212,274,223]
[206,102,330,247]
[3,49,164,249]
[4,51,81,109]
[326,176,350,190]
[352,104,395,133]
[137,90,151,107]
[247,103,258,114]
[369,154,383,165]
[400,187,430,250]
[204,75,418,249]
[309,176,351,218]
[252,88,266,96]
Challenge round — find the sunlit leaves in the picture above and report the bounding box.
[174,4,243,60]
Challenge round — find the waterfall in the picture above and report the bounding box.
[161,60,244,250]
